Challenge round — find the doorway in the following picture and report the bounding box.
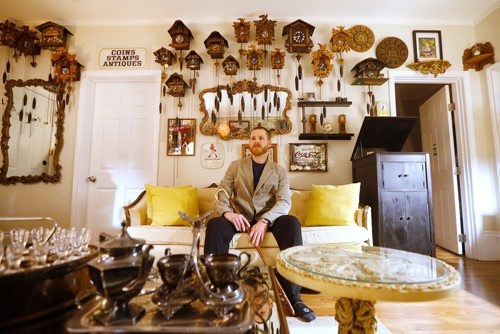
[395,83,464,255]
[71,70,162,239]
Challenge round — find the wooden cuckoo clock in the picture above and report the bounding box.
[271,48,285,84]
[330,26,352,99]
[185,50,203,94]
[204,31,229,60]
[351,57,388,116]
[165,72,189,110]
[35,21,73,50]
[51,47,83,93]
[0,20,20,48]
[282,19,315,54]
[245,45,265,82]
[168,20,193,70]
[222,55,239,77]
[254,14,276,46]
[154,47,176,74]
[312,44,334,99]
[233,18,251,44]
[15,26,41,66]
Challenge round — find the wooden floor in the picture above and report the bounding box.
[301,247,500,333]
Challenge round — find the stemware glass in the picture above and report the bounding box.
[11,228,29,248]
[6,244,24,269]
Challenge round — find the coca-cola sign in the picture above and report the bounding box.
[289,143,327,172]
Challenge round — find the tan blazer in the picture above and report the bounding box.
[216,157,291,226]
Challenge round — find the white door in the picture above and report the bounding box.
[85,80,159,237]
[420,86,462,254]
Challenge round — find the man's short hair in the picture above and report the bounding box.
[250,126,271,140]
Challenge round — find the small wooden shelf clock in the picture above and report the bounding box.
[462,42,494,71]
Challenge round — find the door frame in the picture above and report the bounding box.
[388,70,478,259]
[71,70,162,230]
[486,62,500,225]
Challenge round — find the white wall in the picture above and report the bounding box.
[0,16,496,245]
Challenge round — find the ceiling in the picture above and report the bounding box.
[1,0,499,26]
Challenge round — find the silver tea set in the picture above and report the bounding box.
[87,212,251,326]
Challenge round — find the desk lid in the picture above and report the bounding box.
[350,116,417,161]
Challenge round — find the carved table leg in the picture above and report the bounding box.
[335,298,377,334]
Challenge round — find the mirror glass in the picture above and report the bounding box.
[199,80,292,139]
[1,79,63,184]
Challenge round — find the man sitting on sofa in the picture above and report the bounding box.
[204,126,317,322]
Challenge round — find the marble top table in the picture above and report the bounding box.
[276,244,461,334]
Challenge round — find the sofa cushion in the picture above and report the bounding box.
[145,185,199,226]
[304,183,360,226]
[289,190,311,225]
[145,184,194,223]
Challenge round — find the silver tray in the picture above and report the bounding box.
[66,286,255,333]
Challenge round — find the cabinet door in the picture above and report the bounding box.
[381,162,405,190]
[381,192,407,250]
[404,163,427,190]
[405,192,432,255]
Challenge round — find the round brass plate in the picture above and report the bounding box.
[348,25,375,52]
[376,37,409,69]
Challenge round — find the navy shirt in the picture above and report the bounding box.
[252,158,267,191]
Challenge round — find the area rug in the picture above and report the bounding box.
[287,316,392,334]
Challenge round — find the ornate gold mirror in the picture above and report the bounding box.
[199,80,292,139]
[0,79,64,184]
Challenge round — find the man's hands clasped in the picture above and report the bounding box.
[223,212,268,247]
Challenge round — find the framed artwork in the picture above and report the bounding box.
[229,120,250,138]
[413,30,442,62]
[201,142,224,169]
[242,143,278,163]
[167,118,196,156]
[289,143,327,172]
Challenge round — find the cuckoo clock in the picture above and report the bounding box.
[51,47,83,93]
[312,44,334,101]
[245,45,265,82]
[168,20,193,70]
[0,20,20,48]
[185,50,203,94]
[168,20,192,50]
[254,14,276,46]
[35,21,73,50]
[154,47,177,68]
[204,31,229,60]
[222,55,239,76]
[185,50,203,71]
[282,19,315,54]
[331,26,351,53]
[15,26,41,65]
[462,42,495,71]
[165,72,189,97]
[271,48,285,84]
[233,18,251,44]
[351,57,387,78]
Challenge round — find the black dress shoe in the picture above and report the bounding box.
[292,301,317,322]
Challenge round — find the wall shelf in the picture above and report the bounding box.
[299,133,354,140]
[351,77,389,86]
[297,100,352,139]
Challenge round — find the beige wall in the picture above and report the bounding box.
[474,8,500,232]
[0,16,496,238]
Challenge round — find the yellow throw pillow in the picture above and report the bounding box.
[304,183,360,226]
[145,184,198,226]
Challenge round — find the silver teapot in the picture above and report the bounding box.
[87,222,154,325]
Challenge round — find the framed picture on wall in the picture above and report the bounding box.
[242,143,278,163]
[167,118,196,156]
[289,143,327,172]
[229,120,250,138]
[412,30,443,62]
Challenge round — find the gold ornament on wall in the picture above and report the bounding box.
[407,60,451,78]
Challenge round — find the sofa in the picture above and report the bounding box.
[124,186,372,266]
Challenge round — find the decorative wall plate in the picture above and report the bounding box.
[348,25,375,52]
[376,37,408,69]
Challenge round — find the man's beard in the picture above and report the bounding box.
[250,145,268,156]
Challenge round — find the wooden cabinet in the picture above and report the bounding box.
[352,152,435,256]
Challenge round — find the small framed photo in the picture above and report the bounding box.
[289,143,327,172]
[413,30,443,62]
[242,143,278,163]
[229,120,250,138]
[167,118,196,156]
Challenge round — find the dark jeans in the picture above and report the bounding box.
[204,214,303,302]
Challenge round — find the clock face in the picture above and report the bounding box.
[175,34,184,43]
[323,122,334,133]
[292,30,305,43]
[211,44,220,52]
[318,62,327,71]
[250,56,258,65]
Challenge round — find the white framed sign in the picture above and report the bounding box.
[98,48,147,69]
[201,143,224,169]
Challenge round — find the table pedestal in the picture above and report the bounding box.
[334,298,377,334]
